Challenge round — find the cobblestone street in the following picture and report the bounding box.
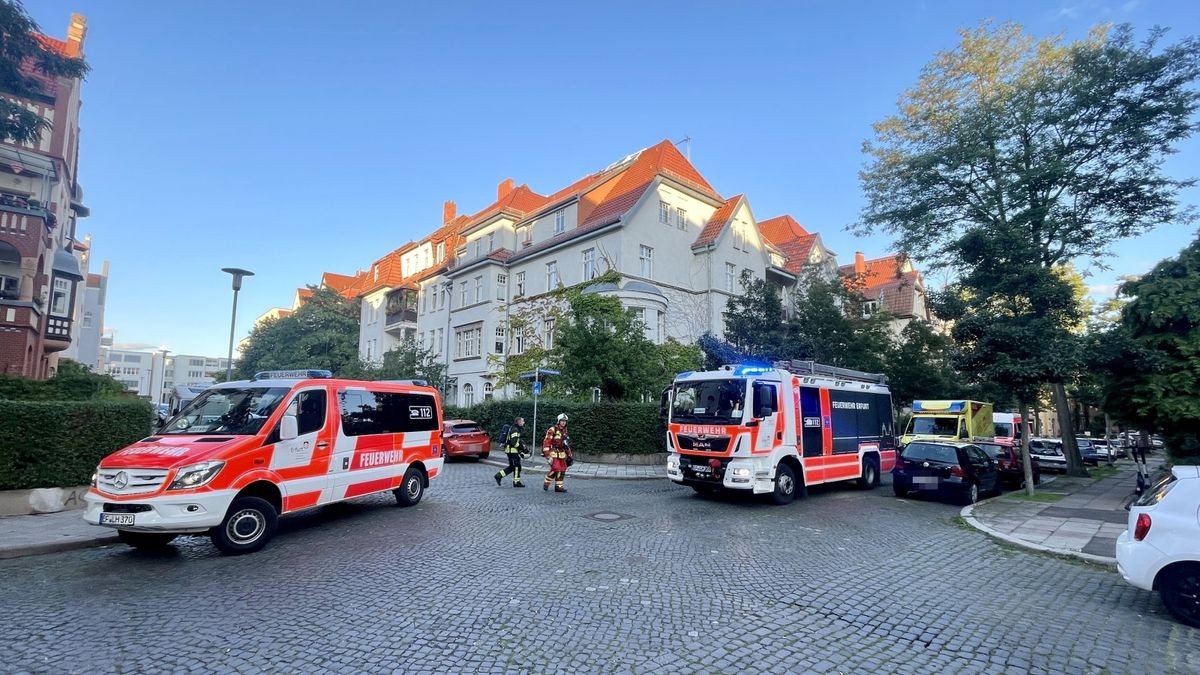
[2,461,1197,674]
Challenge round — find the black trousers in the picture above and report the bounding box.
[502,451,522,480]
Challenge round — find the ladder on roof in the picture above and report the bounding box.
[772,359,889,385]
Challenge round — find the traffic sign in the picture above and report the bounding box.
[533,381,542,396]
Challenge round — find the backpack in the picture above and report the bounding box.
[499,424,513,448]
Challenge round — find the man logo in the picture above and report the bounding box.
[113,471,129,490]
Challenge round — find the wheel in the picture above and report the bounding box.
[893,482,908,498]
[210,496,277,556]
[859,457,880,490]
[1159,564,1200,628]
[962,481,980,506]
[117,530,177,549]
[394,466,425,507]
[770,463,798,505]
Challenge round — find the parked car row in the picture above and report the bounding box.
[892,440,1039,505]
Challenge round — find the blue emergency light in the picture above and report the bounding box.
[912,400,966,413]
[733,364,774,376]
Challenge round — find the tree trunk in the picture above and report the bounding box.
[1033,406,1042,436]
[1054,381,1088,477]
[1020,400,1036,496]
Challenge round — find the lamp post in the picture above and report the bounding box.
[221,267,254,382]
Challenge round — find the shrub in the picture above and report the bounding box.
[0,400,154,490]
[443,399,665,455]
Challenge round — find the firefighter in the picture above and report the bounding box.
[542,413,572,493]
[493,417,526,487]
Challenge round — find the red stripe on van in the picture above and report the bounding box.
[344,477,394,499]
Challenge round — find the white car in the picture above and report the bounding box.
[1116,466,1200,628]
[1027,438,1067,471]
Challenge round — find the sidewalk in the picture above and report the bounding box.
[0,509,116,560]
[479,456,667,480]
[963,462,1143,566]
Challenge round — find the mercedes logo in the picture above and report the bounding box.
[113,471,129,490]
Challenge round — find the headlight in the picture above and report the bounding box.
[90,466,99,488]
[667,458,679,470]
[167,461,224,491]
[731,467,751,478]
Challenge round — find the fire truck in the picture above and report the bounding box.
[665,360,896,504]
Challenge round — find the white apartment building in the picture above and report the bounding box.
[100,347,228,403]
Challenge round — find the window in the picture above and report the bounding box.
[454,325,482,359]
[288,389,327,436]
[462,383,475,407]
[436,242,445,262]
[639,245,654,278]
[189,358,204,367]
[497,274,507,300]
[862,300,879,317]
[676,207,687,230]
[545,261,559,290]
[520,225,532,246]
[338,390,439,436]
[659,201,670,223]
[752,382,779,418]
[487,232,495,252]
[582,248,597,281]
[474,275,483,303]
[471,239,480,258]
[50,278,71,316]
[725,263,736,292]
[83,312,93,327]
[544,318,555,350]
[515,271,525,296]
[0,274,19,300]
[459,282,468,306]
[513,326,525,354]
[484,382,494,401]
[554,209,566,234]
[437,328,444,355]
[494,325,506,354]
[732,225,743,251]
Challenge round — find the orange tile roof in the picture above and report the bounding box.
[580,140,721,230]
[693,195,744,248]
[757,214,818,274]
[840,255,925,318]
[838,255,907,290]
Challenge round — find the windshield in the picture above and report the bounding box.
[901,443,959,464]
[994,422,1013,437]
[671,379,746,425]
[161,386,291,436]
[977,443,1005,459]
[909,416,959,436]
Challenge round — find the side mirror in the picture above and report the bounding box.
[280,415,299,441]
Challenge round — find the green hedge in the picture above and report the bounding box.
[443,400,666,455]
[0,400,155,490]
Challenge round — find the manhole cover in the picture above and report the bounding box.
[583,511,635,522]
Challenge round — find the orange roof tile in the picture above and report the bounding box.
[693,195,744,248]
[840,255,925,318]
[758,215,810,244]
[757,214,818,274]
[838,255,908,290]
[580,140,721,230]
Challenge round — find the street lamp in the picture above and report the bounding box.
[221,267,254,381]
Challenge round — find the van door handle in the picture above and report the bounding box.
[317,442,329,449]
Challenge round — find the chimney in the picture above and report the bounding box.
[854,251,866,276]
[66,13,87,56]
[443,200,456,224]
[497,178,515,201]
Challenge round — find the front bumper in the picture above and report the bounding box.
[667,454,766,492]
[83,489,236,533]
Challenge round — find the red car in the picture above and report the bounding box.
[978,441,1041,489]
[442,420,491,460]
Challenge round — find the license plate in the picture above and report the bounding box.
[691,466,711,474]
[913,477,938,485]
[99,513,135,526]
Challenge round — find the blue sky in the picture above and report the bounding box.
[25,0,1200,357]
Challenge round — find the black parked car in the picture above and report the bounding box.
[892,441,1001,505]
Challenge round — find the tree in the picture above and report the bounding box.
[234,286,362,378]
[723,272,786,359]
[1100,235,1200,463]
[1,1,89,144]
[555,291,656,401]
[858,22,1200,475]
[785,269,893,374]
[882,321,965,409]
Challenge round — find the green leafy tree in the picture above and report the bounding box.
[785,270,893,374]
[1099,236,1200,462]
[882,321,965,408]
[647,337,704,394]
[723,272,787,358]
[556,291,656,401]
[858,22,1200,475]
[234,286,362,378]
[0,358,124,400]
[0,1,89,144]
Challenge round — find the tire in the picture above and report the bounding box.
[770,463,798,505]
[210,496,277,556]
[860,457,880,490]
[893,483,908,498]
[962,481,980,506]
[1160,564,1200,628]
[394,466,425,507]
[117,530,177,549]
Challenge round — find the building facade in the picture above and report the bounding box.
[0,13,91,379]
[839,252,931,336]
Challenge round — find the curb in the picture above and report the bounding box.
[477,458,666,481]
[0,532,118,561]
[960,478,1118,568]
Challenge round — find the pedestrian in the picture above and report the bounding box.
[542,413,572,493]
[493,417,526,488]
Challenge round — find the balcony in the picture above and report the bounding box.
[384,288,418,334]
[0,192,54,233]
